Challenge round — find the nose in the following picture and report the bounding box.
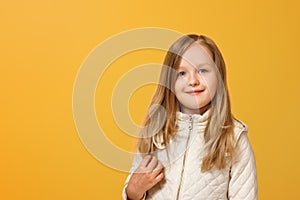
[188,72,200,86]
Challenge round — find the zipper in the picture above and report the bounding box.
[176,115,193,200]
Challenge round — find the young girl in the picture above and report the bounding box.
[122,34,257,200]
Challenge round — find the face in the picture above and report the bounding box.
[174,42,218,114]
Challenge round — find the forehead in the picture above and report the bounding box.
[179,42,214,67]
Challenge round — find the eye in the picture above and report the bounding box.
[177,71,186,77]
[199,68,208,74]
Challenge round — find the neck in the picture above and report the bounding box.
[180,103,211,115]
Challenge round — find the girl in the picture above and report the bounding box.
[122,34,257,200]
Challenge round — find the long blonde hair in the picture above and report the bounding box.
[138,34,235,171]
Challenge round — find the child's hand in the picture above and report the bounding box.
[126,155,164,200]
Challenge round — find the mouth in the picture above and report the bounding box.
[186,89,205,95]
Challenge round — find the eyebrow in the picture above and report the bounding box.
[177,63,212,70]
[197,63,213,68]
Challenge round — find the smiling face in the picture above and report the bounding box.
[174,42,218,114]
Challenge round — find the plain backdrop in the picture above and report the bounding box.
[1,0,300,199]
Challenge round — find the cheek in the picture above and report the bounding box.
[203,75,218,96]
[174,79,184,93]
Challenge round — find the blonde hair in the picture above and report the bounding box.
[138,34,235,171]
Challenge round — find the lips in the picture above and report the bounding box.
[186,89,205,95]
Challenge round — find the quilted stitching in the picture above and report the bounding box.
[122,113,257,200]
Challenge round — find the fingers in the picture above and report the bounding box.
[152,165,164,186]
[155,160,163,171]
[146,156,158,171]
[129,155,164,193]
[152,161,163,177]
[138,155,164,175]
[139,155,153,168]
[155,171,164,182]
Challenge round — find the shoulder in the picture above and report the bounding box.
[233,118,248,146]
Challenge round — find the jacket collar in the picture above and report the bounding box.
[176,109,211,124]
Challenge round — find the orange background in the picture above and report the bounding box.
[1,0,300,199]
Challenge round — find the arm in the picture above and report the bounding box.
[228,132,258,200]
[122,153,145,200]
[122,154,164,200]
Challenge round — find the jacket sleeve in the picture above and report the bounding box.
[228,131,258,200]
[122,153,147,200]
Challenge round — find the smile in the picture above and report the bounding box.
[186,89,205,95]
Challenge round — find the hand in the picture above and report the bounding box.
[126,155,164,200]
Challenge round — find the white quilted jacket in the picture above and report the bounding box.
[122,111,257,200]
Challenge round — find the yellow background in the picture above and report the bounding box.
[1,0,300,199]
